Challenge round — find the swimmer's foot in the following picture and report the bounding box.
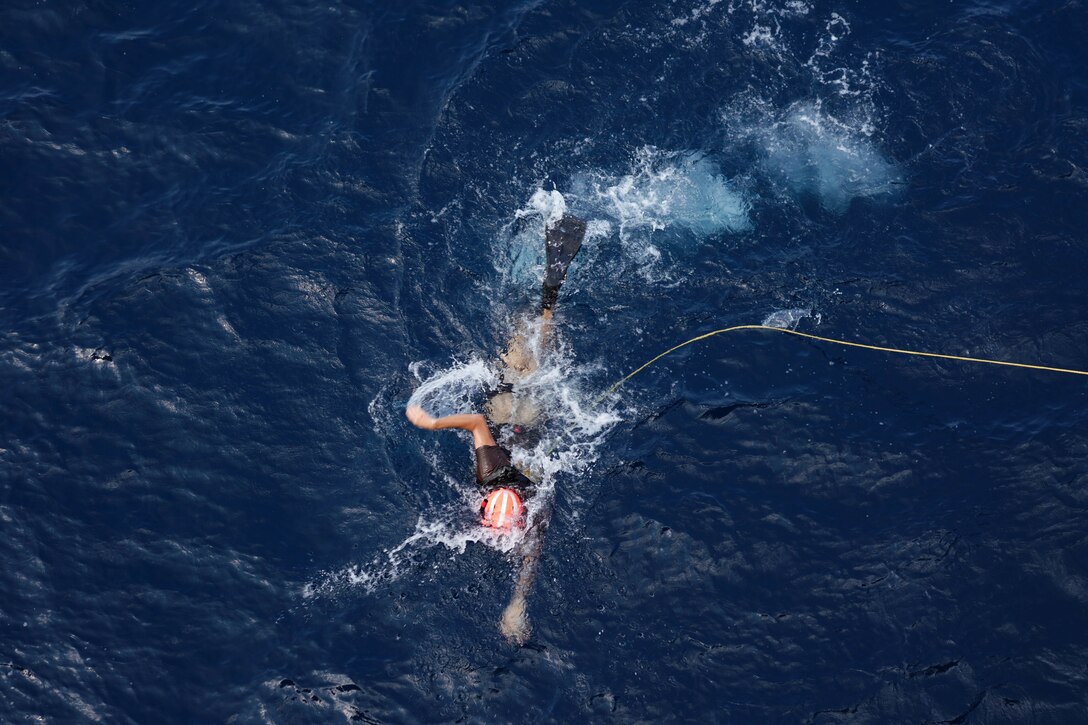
[542,214,587,311]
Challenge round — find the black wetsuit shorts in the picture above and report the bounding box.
[474,445,534,497]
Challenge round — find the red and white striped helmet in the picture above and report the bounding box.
[480,488,524,529]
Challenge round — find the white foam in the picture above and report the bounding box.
[762,307,821,329]
[515,188,567,227]
[724,100,900,213]
[742,25,777,48]
[303,514,528,599]
[670,0,724,27]
[186,268,210,292]
[765,104,900,212]
[501,155,748,288]
[500,190,569,288]
[571,147,750,239]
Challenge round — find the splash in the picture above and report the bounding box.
[406,358,497,418]
[716,6,898,212]
[516,188,567,227]
[303,513,527,599]
[762,104,900,212]
[569,147,750,238]
[653,3,900,214]
[499,152,748,288]
[724,99,900,213]
[310,322,619,601]
[499,189,574,288]
[762,307,821,330]
[505,348,620,484]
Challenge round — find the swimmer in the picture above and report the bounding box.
[405,213,587,644]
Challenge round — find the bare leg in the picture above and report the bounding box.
[496,218,585,642]
[487,308,553,427]
[491,313,554,644]
[489,213,582,424]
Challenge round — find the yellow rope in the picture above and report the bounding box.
[593,324,1088,406]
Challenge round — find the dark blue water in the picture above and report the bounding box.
[3,0,1088,721]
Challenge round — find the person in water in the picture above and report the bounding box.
[406,213,586,645]
[404,213,587,530]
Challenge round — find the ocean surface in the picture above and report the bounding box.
[3,0,1088,722]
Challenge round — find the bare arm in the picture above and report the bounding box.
[499,521,547,645]
[405,405,496,449]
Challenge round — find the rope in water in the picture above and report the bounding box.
[526,323,1086,477]
[592,323,1088,407]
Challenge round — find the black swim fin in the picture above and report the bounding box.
[541,214,586,311]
